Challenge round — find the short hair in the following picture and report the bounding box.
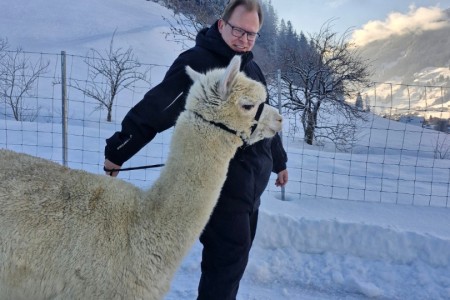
[222,0,264,28]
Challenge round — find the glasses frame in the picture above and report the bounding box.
[224,21,260,41]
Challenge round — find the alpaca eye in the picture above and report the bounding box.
[242,104,254,111]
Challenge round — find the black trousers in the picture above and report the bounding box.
[197,209,259,300]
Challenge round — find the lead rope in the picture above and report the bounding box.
[104,163,165,176]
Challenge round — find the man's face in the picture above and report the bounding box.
[218,5,260,53]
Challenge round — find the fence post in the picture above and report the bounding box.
[277,69,285,201]
[61,51,68,167]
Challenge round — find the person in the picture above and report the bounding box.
[104,0,288,298]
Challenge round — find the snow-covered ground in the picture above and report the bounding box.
[1,1,450,299]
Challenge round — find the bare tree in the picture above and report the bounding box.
[71,32,149,122]
[0,37,7,62]
[434,119,449,133]
[433,133,450,159]
[161,0,226,49]
[279,21,372,150]
[0,43,49,121]
[0,38,8,82]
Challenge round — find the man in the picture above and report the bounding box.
[104,0,288,299]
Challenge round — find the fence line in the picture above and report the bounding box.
[1,50,449,207]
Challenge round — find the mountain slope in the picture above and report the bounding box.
[359,8,450,85]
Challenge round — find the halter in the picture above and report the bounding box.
[104,104,265,175]
[191,103,264,143]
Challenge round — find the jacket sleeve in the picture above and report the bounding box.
[271,133,288,174]
[104,56,193,166]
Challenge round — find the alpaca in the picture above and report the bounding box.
[0,56,282,300]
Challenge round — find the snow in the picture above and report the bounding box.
[1,1,450,299]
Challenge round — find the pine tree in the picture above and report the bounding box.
[355,92,363,110]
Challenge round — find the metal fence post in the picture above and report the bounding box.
[277,69,285,201]
[61,51,68,167]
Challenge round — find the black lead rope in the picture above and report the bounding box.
[104,164,165,176]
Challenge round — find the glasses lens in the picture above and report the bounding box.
[232,28,245,38]
[228,23,258,41]
[247,33,257,41]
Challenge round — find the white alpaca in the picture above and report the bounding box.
[0,56,282,300]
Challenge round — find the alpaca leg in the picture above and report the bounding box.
[197,210,258,300]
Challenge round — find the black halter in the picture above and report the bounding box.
[192,111,239,136]
[104,104,265,175]
[251,103,264,134]
[192,103,264,141]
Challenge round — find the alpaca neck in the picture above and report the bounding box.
[128,110,245,288]
[143,110,243,235]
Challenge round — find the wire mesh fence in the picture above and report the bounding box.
[1,50,449,207]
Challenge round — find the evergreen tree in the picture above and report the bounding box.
[355,92,363,110]
[258,0,278,56]
[254,0,279,74]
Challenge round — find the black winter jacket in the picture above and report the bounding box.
[105,21,287,212]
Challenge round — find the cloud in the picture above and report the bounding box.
[352,6,449,46]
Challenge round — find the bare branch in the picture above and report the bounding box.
[433,134,450,159]
[0,44,49,121]
[279,20,373,149]
[69,32,149,122]
[160,0,226,49]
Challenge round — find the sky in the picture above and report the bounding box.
[273,0,450,45]
[1,0,450,299]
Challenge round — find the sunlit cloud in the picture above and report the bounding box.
[352,6,449,46]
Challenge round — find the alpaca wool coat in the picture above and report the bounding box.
[105,21,287,213]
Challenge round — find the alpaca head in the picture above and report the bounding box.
[185,55,282,145]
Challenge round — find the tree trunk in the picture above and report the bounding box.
[304,112,316,145]
[107,107,112,122]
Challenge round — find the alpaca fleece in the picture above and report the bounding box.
[0,56,282,300]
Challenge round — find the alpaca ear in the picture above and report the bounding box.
[186,65,203,82]
[219,55,241,97]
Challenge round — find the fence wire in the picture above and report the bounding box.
[1,50,449,207]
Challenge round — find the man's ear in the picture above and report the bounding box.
[218,19,226,32]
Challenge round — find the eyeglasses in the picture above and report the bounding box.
[225,21,260,41]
